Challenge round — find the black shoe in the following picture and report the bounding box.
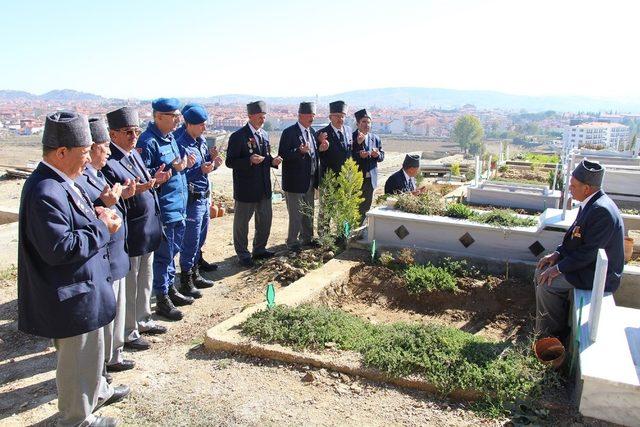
[141,324,167,335]
[168,285,194,306]
[93,384,130,412]
[239,257,255,267]
[89,416,119,427]
[155,294,184,320]
[105,373,113,384]
[302,239,321,248]
[192,267,214,289]
[287,244,301,253]
[198,257,218,272]
[179,270,202,299]
[106,359,135,372]
[123,337,150,351]
[253,249,275,259]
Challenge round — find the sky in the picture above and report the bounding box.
[1,0,638,100]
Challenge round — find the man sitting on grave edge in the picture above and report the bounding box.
[535,160,624,339]
[384,154,425,195]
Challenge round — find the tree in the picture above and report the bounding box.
[451,115,484,156]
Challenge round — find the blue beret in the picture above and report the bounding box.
[183,105,208,125]
[181,103,197,115]
[152,97,180,112]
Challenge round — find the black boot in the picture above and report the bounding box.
[168,285,194,306]
[179,270,202,298]
[155,293,183,320]
[192,266,215,289]
[198,256,218,272]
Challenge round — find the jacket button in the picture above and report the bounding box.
[103,254,108,259]
[107,276,112,282]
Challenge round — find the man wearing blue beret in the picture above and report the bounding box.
[176,104,221,296]
[137,98,197,320]
[172,103,197,141]
[226,101,282,267]
[18,111,128,427]
[536,160,624,339]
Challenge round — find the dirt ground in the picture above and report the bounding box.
[0,137,601,426]
[320,265,535,342]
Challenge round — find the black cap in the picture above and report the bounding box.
[402,154,420,169]
[354,109,370,122]
[88,117,110,143]
[298,102,316,114]
[572,159,605,187]
[106,107,139,130]
[329,100,347,114]
[42,111,92,149]
[247,101,267,115]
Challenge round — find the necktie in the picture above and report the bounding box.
[337,130,344,143]
[305,129,314,156]
[254,132,263,154]
[74,183,96,213]
[407,178,415,192]
[97,170,103,179]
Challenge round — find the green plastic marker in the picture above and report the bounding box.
[266,283,275,309]
[371,239,377,262]
[343,221,350,238]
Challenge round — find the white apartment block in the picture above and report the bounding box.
[563,122,630,150]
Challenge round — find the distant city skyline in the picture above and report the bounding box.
[2,0,638,100]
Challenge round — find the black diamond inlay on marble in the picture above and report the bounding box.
[394,225,410,240]
[529,241,545,257]
[459,232,475,248]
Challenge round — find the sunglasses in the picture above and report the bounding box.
[117,128,142,137]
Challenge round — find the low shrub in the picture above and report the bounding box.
[394,191,446,216]
[404,264,458,293]
[445,203,474,219]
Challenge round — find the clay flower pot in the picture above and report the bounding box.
[210,204,219,219]
[533,337,565,369]
[217,204,225,217]
[624,236,634,262]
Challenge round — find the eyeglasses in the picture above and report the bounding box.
[117,128,142,137]
[159,112,181,118]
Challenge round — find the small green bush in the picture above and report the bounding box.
[450,162,461,176]
[378,251,394,267]
[404,264,458,293]
[498,165,508,173]
[445,203,474,219]
[475,209,537,227]
[394,191,446,216]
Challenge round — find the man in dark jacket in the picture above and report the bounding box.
[103,107,168,350]
[352,109,384,223]
[77,117,137,376]
[226,101,282,266]
[536,160,624,338]
[18,111,128,427]
[384,154,421,195]
[278,102,320,250]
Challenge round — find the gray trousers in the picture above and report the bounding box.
[285,177,315,247]
[104,277,125,366]
[359,177,374,225]
[54,328,113,427]
[534,267,574,337]
[125,253,155,342]
[233,198,272,260]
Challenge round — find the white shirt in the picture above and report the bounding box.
[248,122,264,153]
[579,191,598,209]
[331,124,345,140]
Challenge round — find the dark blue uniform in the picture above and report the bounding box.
[137,122,188,295]
[556,190,624,292]
[352,130,384,221]
[384,169,415,195]
[177,132,213,271]
[102,143,163,257]
[278,123,319,193]
[317,124,353,178]
[18,162,115,339]
[77,168,130,281]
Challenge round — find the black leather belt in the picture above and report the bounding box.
[188,190,210,201]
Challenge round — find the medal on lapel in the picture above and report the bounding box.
[572,226,582,239]
[248,137,256,154]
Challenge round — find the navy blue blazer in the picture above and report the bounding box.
[278,123,319,193]
[351,131,384,188]
[77,170,130,281]
[317,124,353,178]
[384,169,413,195]
[18,163,116,339]
[225,124,277,203]
[102,144,163,257]
[556,190,624,292]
